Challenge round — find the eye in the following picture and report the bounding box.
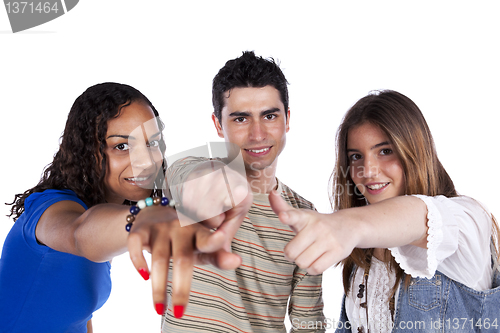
[380,148,393,155]
[148,140,160,148]
[265,114,277,120]
[234,117,246,123]
[349,153,362,162]
[114,143,130,151]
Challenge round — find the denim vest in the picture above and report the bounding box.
[334,268,500,333]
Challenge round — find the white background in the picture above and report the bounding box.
[1,1,499,332]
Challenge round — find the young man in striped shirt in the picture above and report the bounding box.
[162,51,325,332]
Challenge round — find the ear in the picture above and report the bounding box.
[212,113,224,138]
[285,108,290,133]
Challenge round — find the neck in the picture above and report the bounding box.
[373,248,387,261]
[245,165,278,195]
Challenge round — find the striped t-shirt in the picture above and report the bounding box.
[162,158,325,332]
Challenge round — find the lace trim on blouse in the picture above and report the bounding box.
[346,258,397,333]
[389,195,442,278]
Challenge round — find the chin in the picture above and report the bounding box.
[246,158,275,170]
[126,190,153,202]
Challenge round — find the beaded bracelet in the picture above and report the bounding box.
[126,196,177,232]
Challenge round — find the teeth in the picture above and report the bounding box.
[367,183,389,190]
[248,148,269,153]
[126,177,148,182]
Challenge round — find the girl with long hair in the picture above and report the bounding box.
[0,82,245,332]
[270,90,499,332]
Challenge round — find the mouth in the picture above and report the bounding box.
[364,182,390,194]
[244,146,271,156]
[366,182,389,190]
[125,174,155,186]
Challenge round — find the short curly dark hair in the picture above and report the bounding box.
[212,51,289,124]
[7,82,166,221]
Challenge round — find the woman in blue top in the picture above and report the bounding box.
[0,83,248,333]
[270,90,500,332]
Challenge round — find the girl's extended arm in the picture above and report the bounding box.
[35,194,252,313]
[269,191,428,275]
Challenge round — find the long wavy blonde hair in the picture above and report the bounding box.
[330,90,500,295]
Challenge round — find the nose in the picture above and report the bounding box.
[362,155,379,179]
[130,144,155,172]
[249,120,266,141]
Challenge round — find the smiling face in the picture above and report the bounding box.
[347,122,405,204]
[212,86,290,178]
[104,101,163,204]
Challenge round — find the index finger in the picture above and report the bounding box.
[214,187,253,251]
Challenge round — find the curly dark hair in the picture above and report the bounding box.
[7,82,166,221]
[212,51,289,124]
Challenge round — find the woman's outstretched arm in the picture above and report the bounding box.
[269,191,428,275]
[35,193,252,313]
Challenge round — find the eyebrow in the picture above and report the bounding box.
[228,108,281,118]
[347,141,391,153]
[106,131,161,140]
[261,108,281,116]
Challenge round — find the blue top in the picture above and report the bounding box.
[0,189,112,333]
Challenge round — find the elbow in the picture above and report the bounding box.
[411,231,428,249]
[73,226,105,262]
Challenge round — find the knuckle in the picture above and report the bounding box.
[153,246,171,258]
[309,263,323,276]
[173,255,194,267]
[294,257,306,269]
[172,287,189,299]
[317,222,328,233]
[151,257,169,271]
[308,267,320,276]
[127,232,140,243]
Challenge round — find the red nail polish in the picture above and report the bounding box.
[139,268,149,281]
[173,305,185,318]
[155,303,165,315]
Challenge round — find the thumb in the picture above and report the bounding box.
[269,190,293,217]
[269,190,309,233]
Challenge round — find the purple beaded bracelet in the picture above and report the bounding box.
[125,196,177,232]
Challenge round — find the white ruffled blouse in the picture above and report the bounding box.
[346,195,494,333]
